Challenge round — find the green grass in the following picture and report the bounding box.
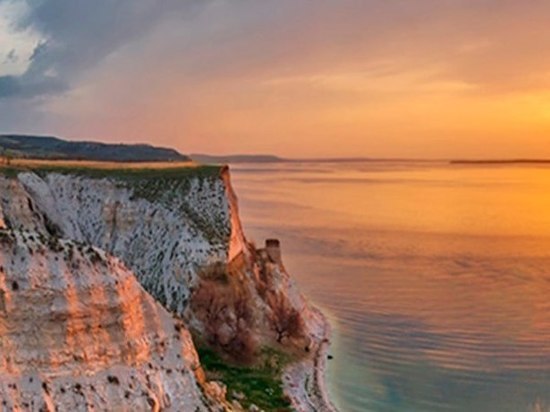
[0,166,21,178]
[32,164,223,180]
[197,346,293,411]
[0,163,223,180]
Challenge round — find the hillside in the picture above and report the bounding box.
[0,135,189,162]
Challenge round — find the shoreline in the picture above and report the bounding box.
[282,307,338,412]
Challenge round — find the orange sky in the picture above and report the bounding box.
[1,1,550,158]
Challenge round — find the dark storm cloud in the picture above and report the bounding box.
[0,0,208,99]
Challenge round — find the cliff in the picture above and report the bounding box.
[0,229,227,411]
[0,163,335,411]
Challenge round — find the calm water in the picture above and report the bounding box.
[230,161,550,412]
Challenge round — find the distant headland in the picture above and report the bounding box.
[0,134,189,162]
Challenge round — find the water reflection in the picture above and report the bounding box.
[230,162,550,412]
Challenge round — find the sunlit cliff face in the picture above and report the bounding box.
[0,229,213,410]
[2,0,550,158]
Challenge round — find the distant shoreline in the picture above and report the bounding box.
[451,160,550,165]
[194,155,550,165]
[191,154,440,164]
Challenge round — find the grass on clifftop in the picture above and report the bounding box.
[197,346,293,412]
[0,160,223,179]
[0,160,224,202]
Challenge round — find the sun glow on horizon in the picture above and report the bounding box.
[2,1,550,158]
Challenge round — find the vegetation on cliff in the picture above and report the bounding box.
[198,345,293,411]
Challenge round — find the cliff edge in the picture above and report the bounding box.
[0,162,336,411]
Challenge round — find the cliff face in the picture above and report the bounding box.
[0,229,221,411]
[7,168,231,316]
[0,168,325,354]
[0,165,330,410]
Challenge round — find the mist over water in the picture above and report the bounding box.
[230,161,550,412]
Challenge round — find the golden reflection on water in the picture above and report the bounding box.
[231,162,550,412]
[242,163,550,236]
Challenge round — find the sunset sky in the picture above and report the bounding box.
[1,0,550,158]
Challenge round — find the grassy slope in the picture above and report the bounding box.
[197,346,293,411]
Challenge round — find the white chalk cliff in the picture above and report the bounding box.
[0,166,334,411]
[0,230,228,411]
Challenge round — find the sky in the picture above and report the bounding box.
[1,0,550,158]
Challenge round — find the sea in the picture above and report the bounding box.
[229,160,550,412]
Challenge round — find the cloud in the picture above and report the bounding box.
[92,0,550,95]
[3,0,550,100]
[4,49,17,63]
[0,0,208,99]
[0,71,66,98]
[1,0,550,156]
[0,75,19,97]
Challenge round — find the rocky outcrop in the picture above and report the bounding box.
[0,229,223,411]
[0,165,334,410]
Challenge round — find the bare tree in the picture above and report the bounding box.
[271,297,304,344]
